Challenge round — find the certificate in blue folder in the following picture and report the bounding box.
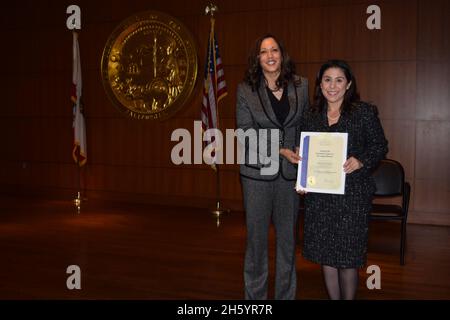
[296,132,348,195]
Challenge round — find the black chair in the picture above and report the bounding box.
[370,159,411,265]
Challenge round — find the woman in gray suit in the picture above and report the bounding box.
[236,34,309,300]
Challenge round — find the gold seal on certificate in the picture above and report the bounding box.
[296,132,348,194]
[307,176,316,186]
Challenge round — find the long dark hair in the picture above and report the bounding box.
[312,60,360,114]
[244,34,300,90]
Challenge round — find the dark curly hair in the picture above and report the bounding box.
[312,60,361,115]
[244,34,301,91]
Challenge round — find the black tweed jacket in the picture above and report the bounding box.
[300,102,388,193]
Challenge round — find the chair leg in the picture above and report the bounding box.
[400,218,407,265]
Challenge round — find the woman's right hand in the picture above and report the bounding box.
[295,182,307,195]
[280,148,301,164]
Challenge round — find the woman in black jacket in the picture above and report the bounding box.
[300,60,388,300]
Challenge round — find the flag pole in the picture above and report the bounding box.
[71,30,85,214]
[211,163,230,227]
[74,156,82,214]
[205,3,230,227]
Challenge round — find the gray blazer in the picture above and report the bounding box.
[236,77,309,181]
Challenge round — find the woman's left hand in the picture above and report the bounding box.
[343,156,363,174]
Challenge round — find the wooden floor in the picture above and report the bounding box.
[0,195,449,300]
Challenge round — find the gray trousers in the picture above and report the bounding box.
[241,176,299,300]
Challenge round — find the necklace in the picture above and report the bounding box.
[269,86,281,92]
[264,78,282,92]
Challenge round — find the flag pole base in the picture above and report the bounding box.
[73,191,82,214]
[211,201,230,227]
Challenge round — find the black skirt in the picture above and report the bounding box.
[302,180,375,268]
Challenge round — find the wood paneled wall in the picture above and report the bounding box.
[1,0,449,225]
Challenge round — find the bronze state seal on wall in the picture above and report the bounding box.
[101,11,198,120]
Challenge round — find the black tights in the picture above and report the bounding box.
[322,265,359,300]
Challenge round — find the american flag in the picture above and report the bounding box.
[201,18,227,167]
[71,32,87,166]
